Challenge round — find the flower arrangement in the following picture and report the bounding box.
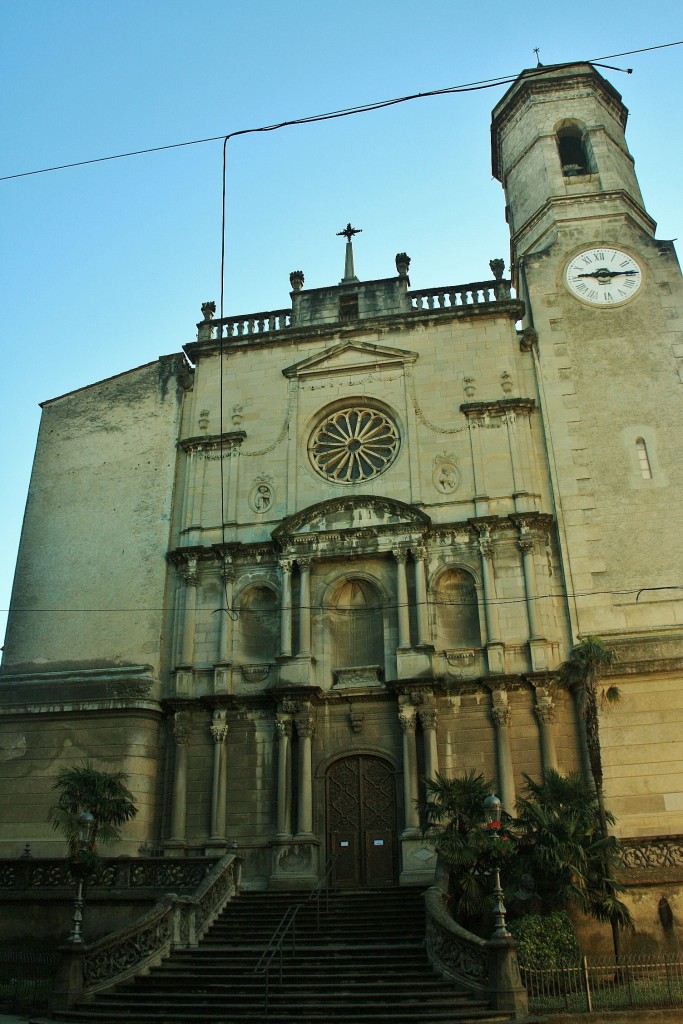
[475,822,517,867]
[68,846,101,879]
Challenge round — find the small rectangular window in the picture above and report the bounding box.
[636,437,652,479]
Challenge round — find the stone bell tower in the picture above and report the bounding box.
[491,63,683,647]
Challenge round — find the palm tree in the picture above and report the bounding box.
[516,769,632,932]
[560,637,619,841]
[422,770,498,922]
[560,638,623,954]
[48,760,138,855]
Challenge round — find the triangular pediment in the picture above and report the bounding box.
[282,340,417,380]
[273,495,431,542]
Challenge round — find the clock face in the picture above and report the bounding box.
[565,248,642,306]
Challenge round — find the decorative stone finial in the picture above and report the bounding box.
[289,270,304,292]
[395,252,411,277]
[489,259,505,281]
[201,301,216,321]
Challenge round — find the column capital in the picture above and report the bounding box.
[210,708,229,743]
[518,536,535,554]
[418,706,438,731]
[182,557,199,586]
[535,698,556,725]
[279,557,295,574]
[412,545,427,562]
[173,711,192,746]
[295,714,316,739]
[491,704,511,728]
[275,719,293,740]
[398,710,417,734]
[392,546,408,564]
[297,556,313,570]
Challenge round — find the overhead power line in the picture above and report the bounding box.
[1,41,680,184]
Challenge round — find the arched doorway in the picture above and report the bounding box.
[326,754,397,887]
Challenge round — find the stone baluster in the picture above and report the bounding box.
[298,557,312,656]
[209,710,229,839]
[478,531,501,644]
[180,558,199,666]
[216,562,234,664]
[169,712,192,843]
[518,532,541,640]
[491,696,516,815]
[295,711,316,836]
[279,558,294,658]
[399,710,420,832]
[393,548,411,648]
[275,719,293,837]
[419,706,439,780]
[535,696,558,772]
[413,547,430,647]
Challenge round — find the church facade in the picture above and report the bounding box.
[2,64,682,896]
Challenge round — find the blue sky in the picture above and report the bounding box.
[1,1,681,644]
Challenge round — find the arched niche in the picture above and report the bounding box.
[238,583,279,663]
[329,577,384,670]
[433,567,481,650]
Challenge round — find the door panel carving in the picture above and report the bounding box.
[327,755,396,887]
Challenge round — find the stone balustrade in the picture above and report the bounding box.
[424,861,528,1018]
[409,279,511,311]
[198,309,292,341]
[0,857,216,892]
[51,853,241,1009]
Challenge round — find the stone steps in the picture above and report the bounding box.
[54,887,512,1024]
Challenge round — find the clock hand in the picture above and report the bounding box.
[575,269,638,280]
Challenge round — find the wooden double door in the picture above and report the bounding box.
[327,755,397,887]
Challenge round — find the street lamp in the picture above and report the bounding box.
[68,811,95,944]
[482,794,511,940]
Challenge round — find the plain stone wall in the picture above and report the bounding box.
[2,355,188,675]
[0,706,163,857]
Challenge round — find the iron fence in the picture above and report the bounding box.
[0,949,60,1013]
[523,953,683,1014]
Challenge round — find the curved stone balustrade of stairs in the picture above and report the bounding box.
[52,886,519,1024]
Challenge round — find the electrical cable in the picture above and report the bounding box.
[1,41,681,183]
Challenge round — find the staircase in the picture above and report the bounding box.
[55,887,514,1023]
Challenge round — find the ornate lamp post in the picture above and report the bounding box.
[482,794,511,939]
[68,811,95,944]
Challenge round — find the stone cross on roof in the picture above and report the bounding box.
[337,223,361,283]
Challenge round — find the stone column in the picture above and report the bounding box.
[399,710,420,832]
[216,561,235,664]
[491,697,516,815]
[535,695,558,773]
[413,547,430,647]
[518,533,541,640]
[393,548,411,648]
[209,710,229,839]
[295,710,316,836]
[188,449,207,543]
[279,558,293,658]
[298,557,312,656]
[169,712,192,843]
[478,532,500,644]
[275,719,293,837]
[180,558,199,666]
[419,706,439,781]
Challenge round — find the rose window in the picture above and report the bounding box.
[309,406,400,483]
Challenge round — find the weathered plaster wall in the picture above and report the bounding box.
[3,355,189,675]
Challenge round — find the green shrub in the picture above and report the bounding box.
[508,912,580,968]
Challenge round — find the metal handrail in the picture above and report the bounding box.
[254,854,338,1016]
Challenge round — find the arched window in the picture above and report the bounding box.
[434,569,480,650]
[635,437,653,479]
[331,579,384,668]
[557,124,589,177]
[238,585,278,663]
